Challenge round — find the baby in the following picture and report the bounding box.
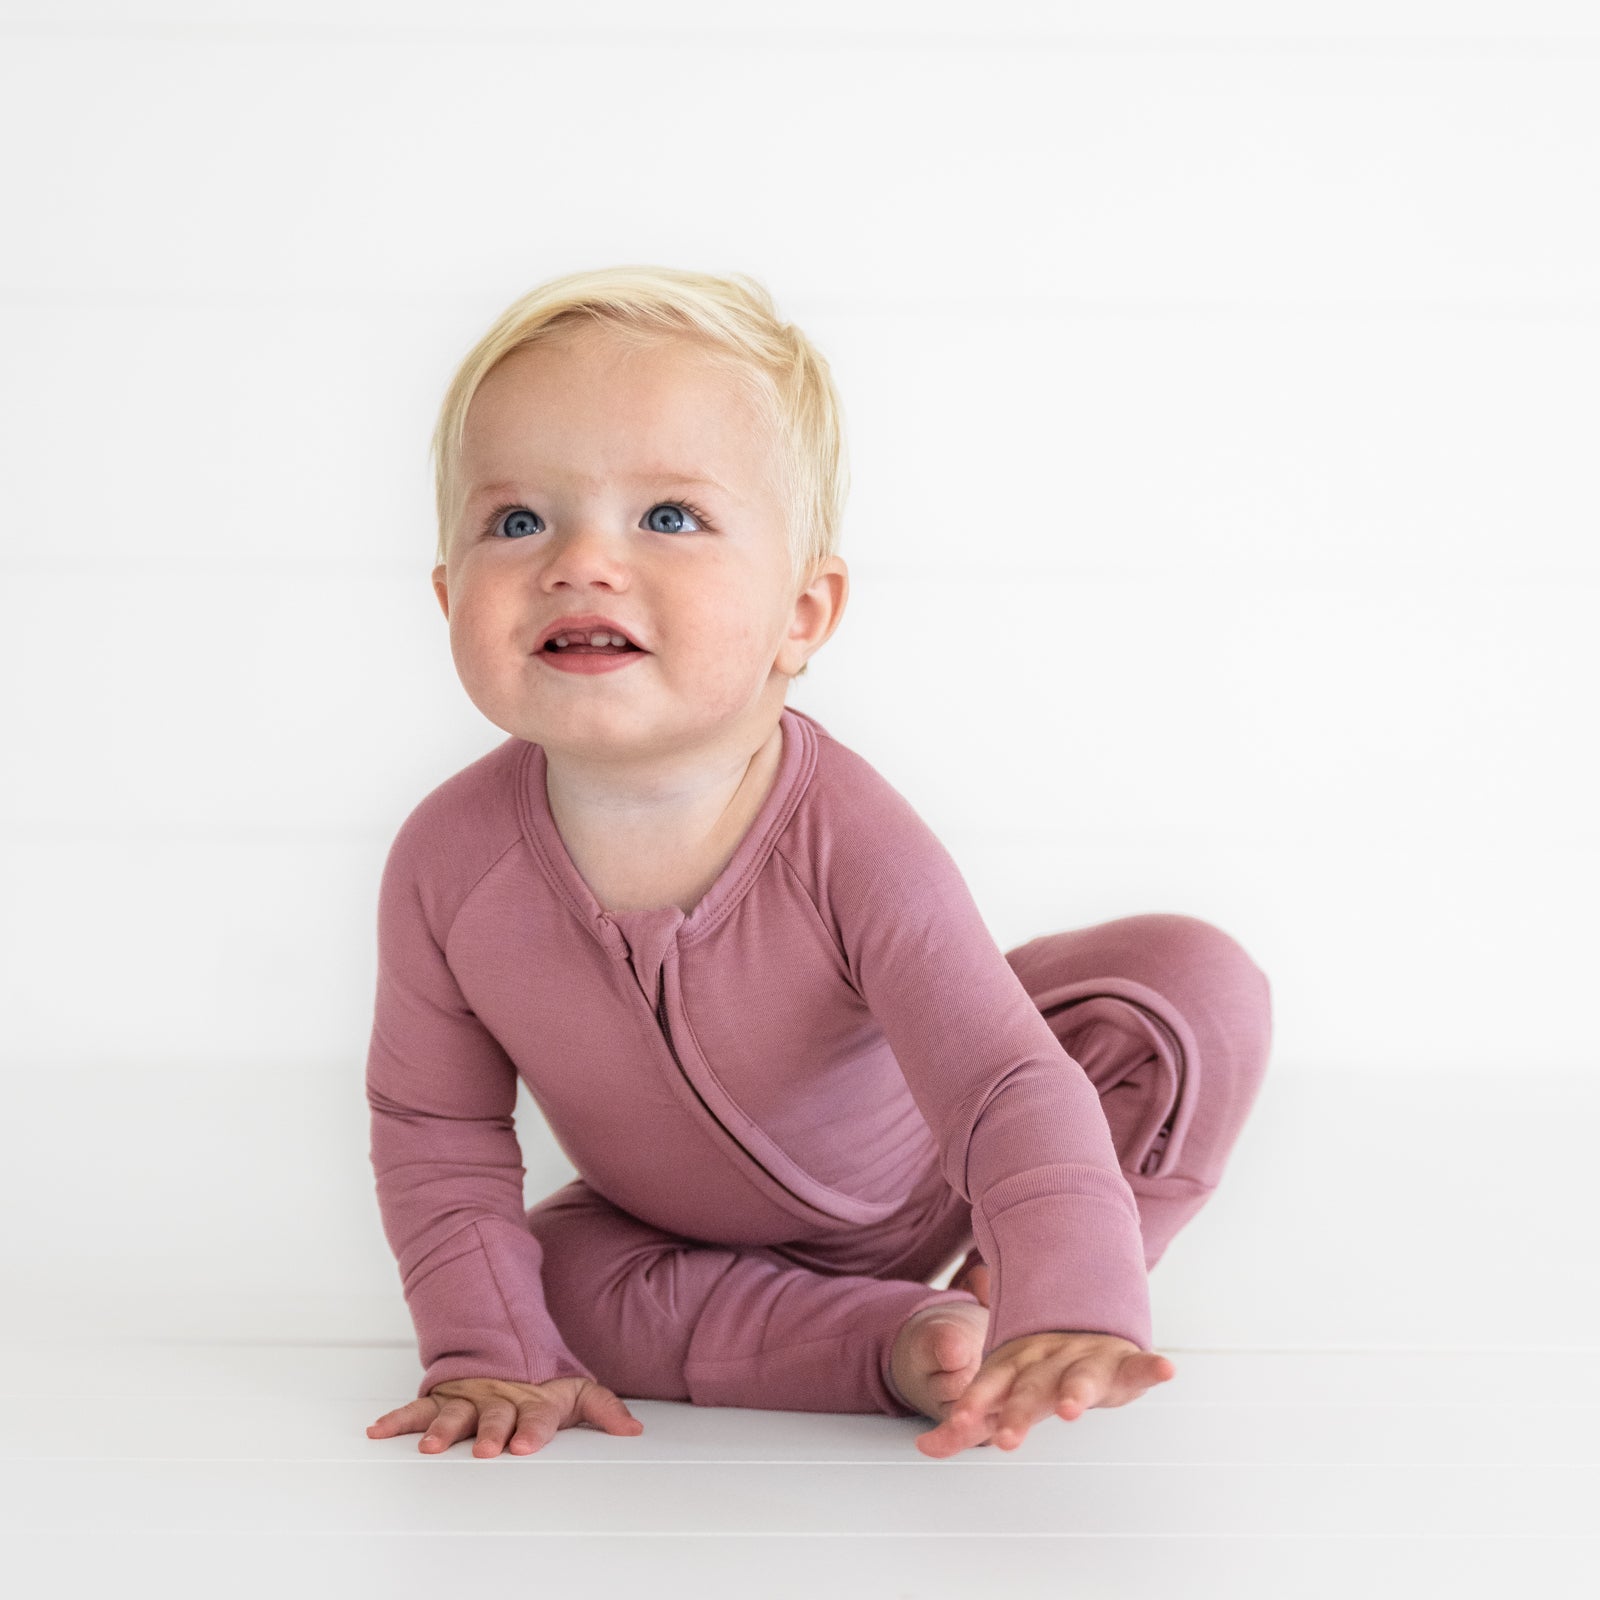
[363,265,1274,1461]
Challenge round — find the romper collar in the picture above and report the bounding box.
[516,704,819,959]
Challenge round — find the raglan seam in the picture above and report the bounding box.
[771,843,855,989]
[437,830,528,956]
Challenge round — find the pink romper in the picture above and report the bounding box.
[366,704,1273,1416]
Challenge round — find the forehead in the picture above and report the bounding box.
[458,330,776,503]
[464,467,736,510]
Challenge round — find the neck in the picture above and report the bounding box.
[544,699,786,848]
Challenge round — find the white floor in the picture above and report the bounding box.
[4,1339,1596,1597]
[4,1066,1598,1599]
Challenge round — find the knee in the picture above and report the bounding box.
[1121,912,1273,1070]
[1126,912,1270,994]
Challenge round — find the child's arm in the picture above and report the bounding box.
[366,814,596,1400]
[808,763,1154,1363]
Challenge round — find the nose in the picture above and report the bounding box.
[538,519,633,590]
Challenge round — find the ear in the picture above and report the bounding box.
[778,557,849,677]
[432,563,449,621]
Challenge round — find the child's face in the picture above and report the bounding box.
[433,325,843,765]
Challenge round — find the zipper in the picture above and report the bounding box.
[655,973,675,1053]
[640,934,947,1222]
[644,959,855,1222]
[609,918,736,1144]
[1134,1001,1186,1176]
[1139,1115,1174,1176]
[652,963,722,1129]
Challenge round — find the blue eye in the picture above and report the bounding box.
[488,505,540,540]
[644,502,706,534]
[481,500,712,540]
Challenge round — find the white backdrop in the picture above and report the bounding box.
[2,1,1596,1355]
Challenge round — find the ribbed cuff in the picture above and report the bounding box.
[971,1169,1153,1356]
[406,1219,597,1398]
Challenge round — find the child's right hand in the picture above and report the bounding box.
[366,1375,644,1457]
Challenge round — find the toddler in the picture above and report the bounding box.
[363,265,1273,1461]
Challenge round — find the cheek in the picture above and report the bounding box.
[676,613,769,676]
[448,590,520,675]
[671,575,776,657]
[452,580,515,632]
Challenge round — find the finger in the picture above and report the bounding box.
[917,1396,1003,1459]
[1054,1365,1106,1418]
[579,1386,645,1437]
[995,1364,1082,1446]
[1107,1349,1179,1403]
[917,1370,1015,1458]
[471,1398,519,1458]
[508,1399,561,1456]
[1073,1350,1173,1412]
[419,1398,475,1454]
[367,1399,434,1438]
[948,1359,1016,1421]
[994,1355,1100,1444]
[915,1405,992,1459]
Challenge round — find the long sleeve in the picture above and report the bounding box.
[809,771,1153,1358]
[365,814,596,1399]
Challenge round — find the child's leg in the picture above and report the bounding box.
[998,910,1274,1271]
[526,912,1269,1412]
[525,1179,979,1417]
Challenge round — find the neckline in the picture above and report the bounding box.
[518,704,818,948]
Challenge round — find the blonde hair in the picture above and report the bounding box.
[429,265,850,674]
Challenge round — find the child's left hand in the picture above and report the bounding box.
[914,1329,1177,1459]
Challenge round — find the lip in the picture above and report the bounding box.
[538,647,649,676]
[534,613,648,652]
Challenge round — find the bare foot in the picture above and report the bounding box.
[949,1257,990,1306]
[888,1300,990,1426]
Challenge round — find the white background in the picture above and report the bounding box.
[2,1,1596,1354]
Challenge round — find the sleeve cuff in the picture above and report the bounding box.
[970,1169,1153,1355]
[404,1219,597,1397]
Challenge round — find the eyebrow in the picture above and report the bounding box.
[465,471,734,505]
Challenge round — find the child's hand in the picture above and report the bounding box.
[915,1331,1176,1459]
[366,1375,644,1457]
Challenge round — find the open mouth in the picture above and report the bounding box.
[543,639,644,655]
